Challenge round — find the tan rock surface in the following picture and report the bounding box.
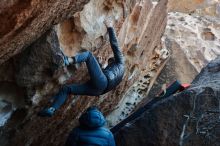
[163,12,220,72]
[168,0,220,17]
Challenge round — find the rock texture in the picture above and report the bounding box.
[146,40,198,105]
[163,12,220,72]
[161,0,220,74]
[0,28,68,106]
[0,0,169,146]
[15,28,66,101]
[0,0,90,64]
[0,0,218,146]
[108,0,220,126]
[114,56,220,146]
[168,0,220,17]
[106,0,169,126]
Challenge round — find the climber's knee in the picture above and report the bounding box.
[85,51,92,58]
[60,85,70,94]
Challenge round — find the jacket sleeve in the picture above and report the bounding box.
[108,132,116,146]
[65,128,79,146]
[107,27,124,64]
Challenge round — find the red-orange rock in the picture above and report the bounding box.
[0,0,90,64]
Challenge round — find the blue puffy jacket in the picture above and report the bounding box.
[103,27,125,93]
[65,107,116,146]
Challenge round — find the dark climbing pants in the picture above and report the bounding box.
[51,51,108,110]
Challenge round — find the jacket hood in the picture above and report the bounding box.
[79,107,106,129]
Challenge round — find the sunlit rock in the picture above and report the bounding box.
[163,12,220,72]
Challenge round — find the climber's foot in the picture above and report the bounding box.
[64,56,70,66]
[38,107,56,117]
[61,51,70,66]
[55,51,70,67]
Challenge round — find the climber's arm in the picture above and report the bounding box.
[104,18,124,64]
[107,27,124,64]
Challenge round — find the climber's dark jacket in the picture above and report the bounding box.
[65,107,116,146]
[103,27,125,93]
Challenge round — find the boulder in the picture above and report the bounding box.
[114,57,220,146]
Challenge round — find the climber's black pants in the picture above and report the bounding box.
[51,51,108,110]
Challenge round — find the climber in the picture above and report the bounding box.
[38,17,125,117]
[65,106,116,146]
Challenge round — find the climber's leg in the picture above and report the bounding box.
[51,83,91,110]
[74,51,108,91]
[38,83,88,117]
[50,86,71,110]
[38,51,108,117]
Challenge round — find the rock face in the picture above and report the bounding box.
[108,0,220,127]
[168,0,220,16]
[161,0,220,75]
[106,0,170,126]
[163,12,220,72]
[0,0,218,146]
[14,28,66,102]
[0,0,169,146]
[0,0,90,64]
[114,57,220,146]
[146,40,198,103]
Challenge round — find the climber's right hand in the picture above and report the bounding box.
[104,17,114,28]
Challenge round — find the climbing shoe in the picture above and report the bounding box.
[61,51,70,66]
[55,51,70,67]
[38,107,56,117]
[63,56,69,66]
